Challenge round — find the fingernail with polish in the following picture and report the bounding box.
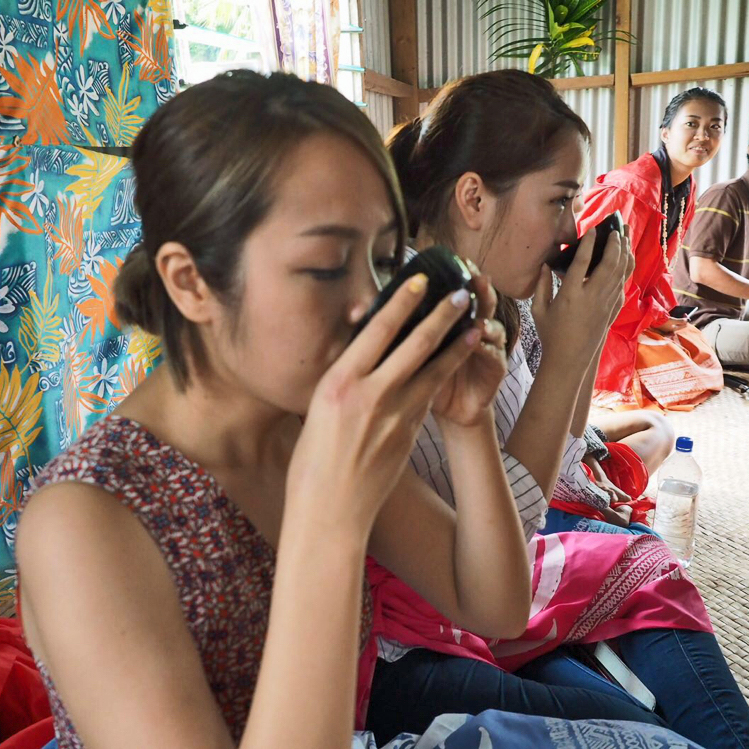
[408,273,427,293]
[451,289,470,308]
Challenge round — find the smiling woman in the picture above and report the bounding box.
[577,87,728,411]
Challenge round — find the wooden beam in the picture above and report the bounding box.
[418,86,439,103]
[631,61,749,87]
[613,0,632,168]
[417,74,614,104]
[364,69,414,98]
[388,0,419,121]
[551,74,614,91]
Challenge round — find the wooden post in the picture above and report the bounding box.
[388,0,420,122]
[613,0,632,167]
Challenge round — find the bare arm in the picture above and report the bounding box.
[369,410,531,641]
[18,486,240,749]
[569,342,604,439]
[505,229,632,498]
[690,256,749,300]
[243,514,369,748]
[504,346,584,498]
[18,484,371,749]
[441,412,531,636]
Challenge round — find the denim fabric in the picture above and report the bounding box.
[541,508,659,537]
[368,629,749,748]
[618,628,749,749]
[366,649,665,745]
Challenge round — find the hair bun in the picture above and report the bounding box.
[386,118,424,235]
[114,243,160,335]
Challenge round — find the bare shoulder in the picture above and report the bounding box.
[17,481,174,659]
[18,480,151,578]
[17,482,232,747]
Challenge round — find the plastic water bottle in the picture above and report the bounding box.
[653,437,702,568]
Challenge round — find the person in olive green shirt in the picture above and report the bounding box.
[673,147,749,366]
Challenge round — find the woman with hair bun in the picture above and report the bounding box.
[578,88,726,411]
[361,69,749,749]
[15,69,533,748]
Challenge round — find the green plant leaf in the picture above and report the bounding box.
[568,0,607,22]
[488,23,546,43]
[486,20,541,39]
[478,2,546,21]
[488,24,545,43]
[491,39,549,57]
[480,0,633,76]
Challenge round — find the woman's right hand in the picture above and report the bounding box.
[532,226,634,366]
[286,274,481,539]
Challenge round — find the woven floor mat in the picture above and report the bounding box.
[647,389,749,700]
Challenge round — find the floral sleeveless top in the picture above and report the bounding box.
[27,415,373,747]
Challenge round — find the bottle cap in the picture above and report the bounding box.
[675,436,693,452]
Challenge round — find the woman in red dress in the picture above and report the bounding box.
[577,88,726,410]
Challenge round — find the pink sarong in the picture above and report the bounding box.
[356,532,711,728]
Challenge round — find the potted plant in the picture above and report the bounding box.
[478,0,634,78]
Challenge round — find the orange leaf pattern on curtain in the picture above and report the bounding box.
[50,194,85,275]
[0,54,68,146]
[57,0,116,56]
[0,0,177,148]
[124,9,171,84]
[0,146,42,235]
[76,256,123,343]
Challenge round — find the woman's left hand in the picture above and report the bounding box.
[432,266,508,426]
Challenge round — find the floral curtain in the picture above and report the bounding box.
[270,0,340,85]
[0,0,177,147]
[0,0,174,615]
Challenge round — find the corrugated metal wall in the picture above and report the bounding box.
[361,0,395,137]
[413,0,749,191]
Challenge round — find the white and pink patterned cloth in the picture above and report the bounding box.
[357,532,711,728]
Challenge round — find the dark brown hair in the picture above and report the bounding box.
[660,87,728,130]
[115,70,406,388]
[387,69,591,350]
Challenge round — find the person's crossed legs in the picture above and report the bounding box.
[591,410,676,475]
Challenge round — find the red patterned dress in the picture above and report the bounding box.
[24,414,373,748]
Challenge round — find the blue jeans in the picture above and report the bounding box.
[618,628,749,749]
[366,629,749,748]
[541,507,659,536]
[366,649,665,745]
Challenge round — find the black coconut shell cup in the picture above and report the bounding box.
[547,210,624,276]
[351,245,478,366]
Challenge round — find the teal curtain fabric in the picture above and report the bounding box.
[0,143,164,615]
[0,0,174,615]
[0,0,177,147]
